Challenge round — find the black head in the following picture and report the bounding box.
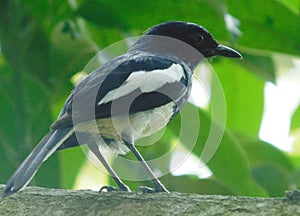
[144,21,241,58]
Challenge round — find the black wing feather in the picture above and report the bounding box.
[52,52,190,131]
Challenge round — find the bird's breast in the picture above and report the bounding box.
[74,102,175,154]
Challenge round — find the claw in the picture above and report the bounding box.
[136,186,156,193]
[136,186,169,193]
[99,185,131,193]
[99,186,118,192]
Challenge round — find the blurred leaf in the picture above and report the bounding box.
[76,0,129,29]
[236,134,294,172]
[76,0,234,40]
[289,154,300,168]
[239,53,276,83]
[79,19,124,48]
[23,0,73,35]
[291,105,300,131]
[19,27,51,84]
[34,154,61,188]
[168,103,267,196]
[59,147,86,189]
[205,131,267,196]
[289,155,300,189]
[23,74,52,137]
[252,164,290,197]
[160,174,236,195]
[0,66,60,187]
[213,58,265,136]
[235,134,294,196]
[227,0,300,56]
[275,0,299,14]
[77,0,300,57]
[49,21,98,117]
[290,128,300,155]
[0,67,18,180]
[0,0,61,188]
[50,22,98,79]
[290,166,300,189]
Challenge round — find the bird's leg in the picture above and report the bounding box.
[87,141,131,192]
[123,140,169,193]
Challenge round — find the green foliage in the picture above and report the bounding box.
[227,0,300,56]
[291,105,300,131]
[214,59,265,136]
[0,0,299,197]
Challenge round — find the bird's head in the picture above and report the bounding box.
[144,21,242,59]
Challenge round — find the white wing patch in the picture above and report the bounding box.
[98,63,185,105]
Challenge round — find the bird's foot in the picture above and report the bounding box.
[136,186,169,193]
[99,185,131,193]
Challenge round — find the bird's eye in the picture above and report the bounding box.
[195,33,204,44]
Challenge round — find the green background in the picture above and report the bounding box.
[0,0,300,197]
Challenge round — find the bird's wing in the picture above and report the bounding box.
[51,52,191,130]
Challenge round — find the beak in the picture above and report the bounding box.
[214,44,242,58]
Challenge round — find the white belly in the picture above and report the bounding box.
[75,102,175,154]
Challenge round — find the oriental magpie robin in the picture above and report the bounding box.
[2,21,242,197]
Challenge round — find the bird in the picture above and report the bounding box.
[2,21,242,198]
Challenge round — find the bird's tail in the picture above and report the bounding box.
[2,127,74,198]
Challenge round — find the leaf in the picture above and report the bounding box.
[227,0,300,56]
[0,77,18,180]
[58,147,86,189]
[205,131,267,196]
[290,163,300,189]
[238,53,276,83]
[23,0,73,34]
[274,0,299,15]
[159,174,236,195]
[0,66,61,187]
[291,105,300,131]
[235,134,294,196]
[252,164,290,197]
[20,27,51,84]
[76,0,232,40]
[0,1,64,188]
[50,22,98,79]
[79,20,124,48]
[236,134,294,172]
[168,103,267,196]
[212,58,265,136]
[164,175,236,195]
[76,0,300,58]
[49,21,98,116]
[289,129,300,155]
